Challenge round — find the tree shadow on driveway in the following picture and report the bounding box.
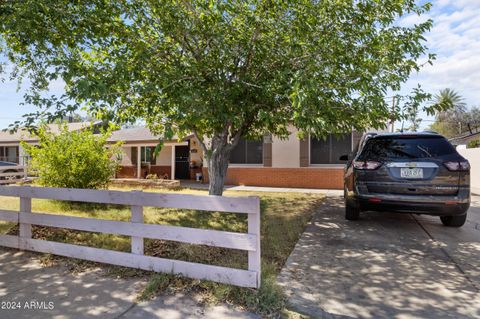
[278,197,480,319]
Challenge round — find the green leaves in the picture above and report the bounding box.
[22,124,122,189]
[428,89,480,137]
[2,0,433,143]
[393,85,433,132]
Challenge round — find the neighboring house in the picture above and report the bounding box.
[110,126,365,189]
[0,122,103,165]
[449,131,480,148]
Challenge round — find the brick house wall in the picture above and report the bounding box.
[114,127,364,190]
[202,167,344,189]
[116,166,138,178]
[149,166,172,179]
[116,165,172,179]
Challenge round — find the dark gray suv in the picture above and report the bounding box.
[343,132,470,227]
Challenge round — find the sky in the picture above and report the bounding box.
[0,1,479,130]
[396,0,480,130]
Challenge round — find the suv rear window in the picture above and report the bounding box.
[358,136,457,160]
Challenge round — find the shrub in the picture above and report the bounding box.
[22,124,121,189]
[467,139,480,149]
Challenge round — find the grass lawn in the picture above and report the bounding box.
[0,185,323,316]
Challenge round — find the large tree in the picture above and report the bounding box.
[1,1,435,195]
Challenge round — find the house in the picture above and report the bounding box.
[1,122,366,190]
[449,131,480,148]
[110,126,364,189]
[0,122,103,165]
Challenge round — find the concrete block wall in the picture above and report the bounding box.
[458,148,480,195]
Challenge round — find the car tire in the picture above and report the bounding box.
[345,201,360,220]
[440,214,467,227]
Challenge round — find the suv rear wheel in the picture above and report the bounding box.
[345,201,360,220]
[440,214,467,227]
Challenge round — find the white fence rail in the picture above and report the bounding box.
[0,186,261,288]
[0,166,27,185]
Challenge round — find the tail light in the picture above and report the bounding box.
[444,161,470,171]
[353,160,382,170]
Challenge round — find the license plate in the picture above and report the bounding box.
[400,168,423,179]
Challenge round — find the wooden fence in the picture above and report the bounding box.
[0,166,27,184]
[0,186,261,288]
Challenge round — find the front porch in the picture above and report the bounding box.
[114,138,203,181]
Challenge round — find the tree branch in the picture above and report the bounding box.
[192,127,209,159]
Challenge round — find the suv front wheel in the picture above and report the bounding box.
[440,214,467,227]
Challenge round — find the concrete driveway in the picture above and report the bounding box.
[278,195,480,319]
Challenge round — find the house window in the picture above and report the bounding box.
[141,146,154,164]
[230,138,263,164]
[0,146,19,163]
[132,146,155,165]
[310,134,352,165]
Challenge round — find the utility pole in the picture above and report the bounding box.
[390,96,396,132]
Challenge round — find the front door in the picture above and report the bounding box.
[175,145,190,179]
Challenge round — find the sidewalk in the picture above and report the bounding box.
[0,248,258,319]
[181,180,343,196]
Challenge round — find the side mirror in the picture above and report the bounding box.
[339,154,349,161]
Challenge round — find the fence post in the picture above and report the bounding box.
[23,163,28,180]
[248,196,261,288]
[19,186,32,250]
[130,190,144,255]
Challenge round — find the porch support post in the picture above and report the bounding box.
[171,145,176,180]
[137,146,141,179]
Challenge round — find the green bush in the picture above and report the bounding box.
[467,139,480,149]
[22,124,122,189]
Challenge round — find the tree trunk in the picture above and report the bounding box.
[192,127,243,197]
[207,145,230,196]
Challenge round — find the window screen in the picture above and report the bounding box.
[141,146,155,164]
[132,146,155,165]
[330,134,352,164]
[311,134,352,164]
[230,139,246,164]
[230,138,263,164]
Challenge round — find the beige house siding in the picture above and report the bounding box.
[272,128,300,168]
[189,138,203,167]
[263,139,272,167]
[156,146,172,165]
[120,147,133,165]
[299,138,309,167]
